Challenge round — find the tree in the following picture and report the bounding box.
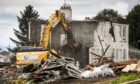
[10,5,39,47]
[10,55,16,64]
[94,9,126,23]
[7,47,20,53]
[127,5,140,47]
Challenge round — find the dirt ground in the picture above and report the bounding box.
[0,77,115,84]
[49,77,116,84]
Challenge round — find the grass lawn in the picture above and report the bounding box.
[107,72,140,84]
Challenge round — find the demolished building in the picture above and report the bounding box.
[29,4,129,67]
[0,51,11,62]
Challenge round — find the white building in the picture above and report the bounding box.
[89,22,129,64]
[60,3,72,21]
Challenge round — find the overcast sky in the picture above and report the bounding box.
[0,0,140,50]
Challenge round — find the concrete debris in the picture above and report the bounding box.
[136,61,140,72]
[122,61,140,72]
[80,71,93,78]
[122,64,137,72]
[81,64,115,78]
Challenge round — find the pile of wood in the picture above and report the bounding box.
[84,56,114,70]
[18,52,82,83]
[110,59,137,74]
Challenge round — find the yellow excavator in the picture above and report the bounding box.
[16,10,79,65]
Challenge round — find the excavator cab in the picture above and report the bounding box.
[16,46,58,64]
[16,46,46,64]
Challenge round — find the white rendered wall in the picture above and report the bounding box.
[89,22,129,64]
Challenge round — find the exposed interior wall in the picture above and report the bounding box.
[89,22,129,64]
[69,21,98,66]
[51,21,98,67]
[30,20,42,43]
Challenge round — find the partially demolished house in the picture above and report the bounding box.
[89,22,129,64]
[0,51,11,62]
[29,4,129,67]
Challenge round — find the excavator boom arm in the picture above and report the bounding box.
[40,10,68,48]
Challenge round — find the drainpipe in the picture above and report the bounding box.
[28,20,31,41]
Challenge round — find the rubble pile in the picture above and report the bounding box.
[2,66,17,79]
[84,57,114,70]
[121,60,140,72]
[82,59,140,79]
[0,56,139,83]
[0,63,17,80]
[0,50,140,83]
[0,62,11,68]
[18,52,82,82]
[110,59,138,74]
